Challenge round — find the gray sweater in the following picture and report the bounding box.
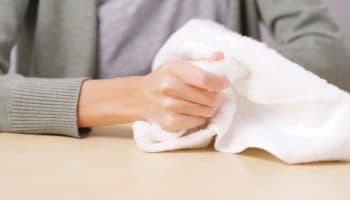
[1,0,349,137]
[97,0,229,78]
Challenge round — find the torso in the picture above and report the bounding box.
[97,0,229,78]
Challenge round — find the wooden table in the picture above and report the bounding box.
[1,125,349,200]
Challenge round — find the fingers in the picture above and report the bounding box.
[185,51,225,62]
[159,77,224,107]
[151,52,229,132]
[207,51,224,62]
[158,94,223,132]
[162,113,207,132]
[162,97,219,118]
[168,60,229,91]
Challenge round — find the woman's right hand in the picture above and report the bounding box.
[139,52,229,132]
[78,52,229,132]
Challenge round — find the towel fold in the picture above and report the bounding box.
[132,19,350,164]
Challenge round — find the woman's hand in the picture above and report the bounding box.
[77,52,229,131]
[139,52,229,131]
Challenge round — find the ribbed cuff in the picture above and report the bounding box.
[8,77,88,137]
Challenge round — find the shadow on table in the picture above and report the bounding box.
[239,148,346,166]
[89,125,348,166]
[89,125,133,139]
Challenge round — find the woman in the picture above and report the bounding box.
[1,0,349,137]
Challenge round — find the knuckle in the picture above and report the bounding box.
[163,59,179,70]
[198,73,210,86]
[206,92,220,106]
[158,78,175,95]
[162,99,176,111]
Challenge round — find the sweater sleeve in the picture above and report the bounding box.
[0,0,88,137]
[257,0,350,92]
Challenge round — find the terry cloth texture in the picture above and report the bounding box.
[132,19,350,164]
[1,0,350,137]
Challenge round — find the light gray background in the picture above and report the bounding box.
[262,0,350,51]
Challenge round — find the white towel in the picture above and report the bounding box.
[132,19,350,164]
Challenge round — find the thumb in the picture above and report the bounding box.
[207,51,225,62]
[184,51,225,62]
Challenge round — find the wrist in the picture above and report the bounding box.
[77,76,147,128]
[120,76,148,122]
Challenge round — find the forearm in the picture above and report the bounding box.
[77,76,147,128]
[0,74,146,136]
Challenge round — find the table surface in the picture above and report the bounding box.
[1,125,349,200]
